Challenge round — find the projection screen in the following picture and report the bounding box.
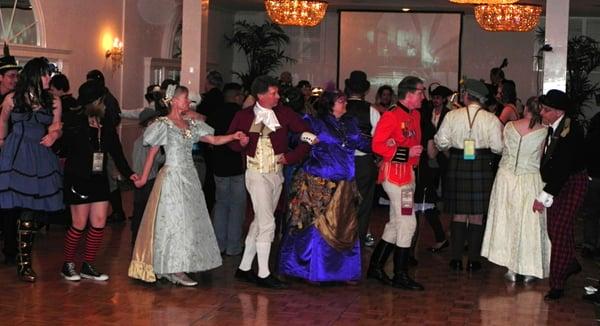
[338,11,463,102]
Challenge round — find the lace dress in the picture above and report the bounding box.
[481,122,551,278]
[129,117,222,281]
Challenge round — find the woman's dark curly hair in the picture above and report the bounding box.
[315,90,345,118]
[13,57,53,113]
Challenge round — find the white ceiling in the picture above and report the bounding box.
[213,0,600,17]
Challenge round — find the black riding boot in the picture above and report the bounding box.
[367,240,394,284]
[391,247,424,291]
[17,210,37,282]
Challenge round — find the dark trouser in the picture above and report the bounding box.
[548,172,588,289]
[109,189,125,216]
[583,178,600,249]
[2,210,18,259]
[355,155,377,241]
[425,209,446,243]
[131,178,156,246]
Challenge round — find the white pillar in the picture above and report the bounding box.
[542,0,570,93]
[181,0,209,95]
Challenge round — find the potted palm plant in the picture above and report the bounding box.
[225,20,296,91]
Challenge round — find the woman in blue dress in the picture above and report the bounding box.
[0,57,63,282]
[129,85,246,287]
[279,90,371,283]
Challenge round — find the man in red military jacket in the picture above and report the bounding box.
[367,76,425,291]
[227,75,312,289]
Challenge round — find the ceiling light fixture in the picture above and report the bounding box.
[264,0,328,27]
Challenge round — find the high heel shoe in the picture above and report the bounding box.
[428,240,449,253]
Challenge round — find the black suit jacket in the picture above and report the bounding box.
[540,116,586,196]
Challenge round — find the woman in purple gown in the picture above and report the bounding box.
[279,90,370,283]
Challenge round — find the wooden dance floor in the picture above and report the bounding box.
[1,204,598,325]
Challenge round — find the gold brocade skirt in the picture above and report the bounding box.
[127,167,168,283]
[288,170,360,251]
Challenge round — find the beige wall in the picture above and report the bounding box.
[39,0,169,110]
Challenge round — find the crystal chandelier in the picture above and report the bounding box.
[474,4,542,32]
[264,0,328,27]
[449,0,518,3]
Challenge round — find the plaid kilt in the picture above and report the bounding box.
[443,148,496,215]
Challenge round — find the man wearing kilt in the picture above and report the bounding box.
[533,90,588,300]
[367,76,425,291]
[434,79,503,272]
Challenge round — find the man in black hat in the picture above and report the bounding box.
[0,43,21,265]
[0,43,21,103]
[533,89,588,300]
[344,70,380,247]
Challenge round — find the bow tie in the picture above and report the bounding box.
[253,105,281,131]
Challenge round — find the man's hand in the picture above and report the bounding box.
[239,135,249,147]
[277,155,288,165]
[409,145,423,158]
[532,200,545,213]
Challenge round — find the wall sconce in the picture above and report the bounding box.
[105,37,123,71]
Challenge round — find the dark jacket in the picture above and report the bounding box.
[197,87,224,121]
[585,113,600,178]
[62,108,134,181]
[208,102,244,177]
[227,104,311,165]
[541,116,586,196]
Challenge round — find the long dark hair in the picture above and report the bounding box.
[315,90,345,119]
[13,57,53,113]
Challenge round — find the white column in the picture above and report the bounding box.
[181,0,209,95]
[542,0,570,93]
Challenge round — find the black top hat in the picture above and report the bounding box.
[345,70,370,94]
[430,85,453,98]
[539,89,571,112]
[77,80,106,106]
[0,43,21,73]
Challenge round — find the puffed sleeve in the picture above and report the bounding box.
[434,112,453,151]
[190,119,214,140]
[143,118,169,147]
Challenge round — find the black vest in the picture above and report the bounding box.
[346,99,372,136]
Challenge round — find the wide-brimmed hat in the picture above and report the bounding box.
[539,89,571,112]
[463,79,489,101]
[139,108,159,126]
[77,80,106,106]
[0,43,21,73]
[344,70,370,93]
[430,85,453,98]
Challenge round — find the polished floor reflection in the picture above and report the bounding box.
[0,205,598,325]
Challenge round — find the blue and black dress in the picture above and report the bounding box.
[0,105,63,212]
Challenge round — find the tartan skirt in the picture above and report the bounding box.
[443,148,497,215]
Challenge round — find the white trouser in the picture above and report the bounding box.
[381,181,417,248]
[244,169,284,244]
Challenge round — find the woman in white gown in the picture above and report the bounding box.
[128,85,246,286]
[482,97,551,281]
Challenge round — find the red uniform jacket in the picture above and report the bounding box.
[227,104,311,165]
[372,104,421,186]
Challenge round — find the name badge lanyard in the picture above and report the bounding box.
[92,118,104,173]
[464,108,481,160]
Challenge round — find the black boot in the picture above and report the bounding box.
[467,223,484,271]
[16,210,37,282]
[367,240,394,284]
[424,209,446,246]
[391,247,424,291]
[449,221,467,270]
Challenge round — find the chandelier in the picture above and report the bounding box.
[449,0,517,3]
[474,4,542,32]
[264,0,328,27]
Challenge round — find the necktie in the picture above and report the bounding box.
[545,126,554,153]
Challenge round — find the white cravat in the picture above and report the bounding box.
[253,102,281,131]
